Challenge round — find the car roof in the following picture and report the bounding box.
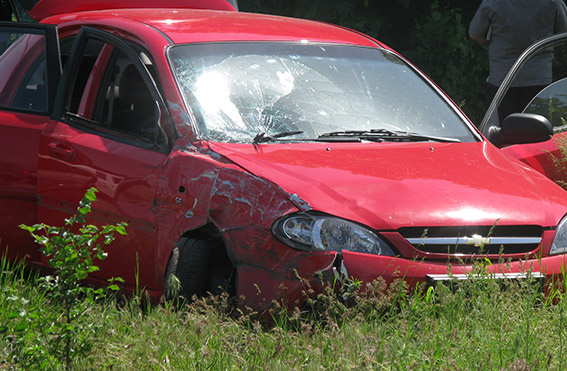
[43,8,382,47]
[28,0,237,20]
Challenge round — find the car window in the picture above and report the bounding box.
[169,43,477,143]
[524,77,567,132]
[481,36,567,132]
[0,28,48,112]
[521,40,567,133]
[92,49,161,141]
[66,37,104,114]
[63,35,164,144]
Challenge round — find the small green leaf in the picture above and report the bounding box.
[8,310,19,319]
[35,236,49,245]
[48,226,60,234]
[19,224,34,232]
[85,187,98,201]
[78,206,90,215]
[116,225,127,235]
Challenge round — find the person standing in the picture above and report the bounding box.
[469,0,567,121]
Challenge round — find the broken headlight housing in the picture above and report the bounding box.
[550,215,567,255]
[272,213,395,256]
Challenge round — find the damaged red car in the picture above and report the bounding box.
[2,0,567,313]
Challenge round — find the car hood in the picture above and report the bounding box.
[207,141,567,230]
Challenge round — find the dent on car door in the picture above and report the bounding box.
[480,33,567,186]
[37,27,173,291]
[0,22,60,263]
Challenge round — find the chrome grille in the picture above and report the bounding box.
[398,226,543,255]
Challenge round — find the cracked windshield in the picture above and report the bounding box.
[169,43,477,143]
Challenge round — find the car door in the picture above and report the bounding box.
[480,33,567,185]
[0,22,60,263]
[37,27,173,290]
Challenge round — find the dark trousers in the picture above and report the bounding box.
[486,83,546,123]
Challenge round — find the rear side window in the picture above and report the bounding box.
[0,23,60,114]
[0,31,47,112]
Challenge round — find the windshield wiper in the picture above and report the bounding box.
[252,130,304,144]
[318,129,461,143]
[251,129,460,144]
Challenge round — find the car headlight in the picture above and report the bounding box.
[272,213,395,256]
[551,215,567,255]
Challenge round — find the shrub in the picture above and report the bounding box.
[17,187,127,370]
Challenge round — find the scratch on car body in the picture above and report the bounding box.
[289,193,311,211]
[185,198,198,218]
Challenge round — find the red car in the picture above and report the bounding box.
[2,0,567,312]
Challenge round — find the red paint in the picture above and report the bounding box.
[43,9,379,46]
[29,0,237,21]
[208,141,567,229]
[343,250,567,287]
[1,5,567,313]
[501,132,567,184]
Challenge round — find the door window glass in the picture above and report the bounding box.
[64,36,162,143]
[65,37,104,114]
[93,49,160,141]
[0,28,48,112]
[482,38,567,132]
[524,77,567,132]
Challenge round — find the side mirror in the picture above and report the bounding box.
[486,113,553,147]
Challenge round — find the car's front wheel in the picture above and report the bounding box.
[164,236,235,302]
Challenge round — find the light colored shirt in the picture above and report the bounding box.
[469,0,567,86]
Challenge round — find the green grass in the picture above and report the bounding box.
[1,259,567,370]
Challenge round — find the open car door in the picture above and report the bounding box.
[36,26,174,291]
[480,32,567,187]
[0,22,61,262]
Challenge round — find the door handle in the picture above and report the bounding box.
[47,142,76,162]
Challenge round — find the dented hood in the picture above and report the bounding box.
[208,141,567,230]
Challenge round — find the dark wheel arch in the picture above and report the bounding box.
[164,235,236,302]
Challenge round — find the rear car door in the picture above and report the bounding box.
[37,26,173,290]
[0,22,60,263]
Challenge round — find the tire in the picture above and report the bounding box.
[164,237,211,302]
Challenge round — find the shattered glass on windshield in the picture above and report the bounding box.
[169,43,476,143]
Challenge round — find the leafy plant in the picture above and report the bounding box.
[545,130,567,190]
[0,256,52,369]
[19,187,127,370]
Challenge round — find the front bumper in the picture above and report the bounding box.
[236,250,567,313]
[343,251,567,286]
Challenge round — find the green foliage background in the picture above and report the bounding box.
[239,0,489,124]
